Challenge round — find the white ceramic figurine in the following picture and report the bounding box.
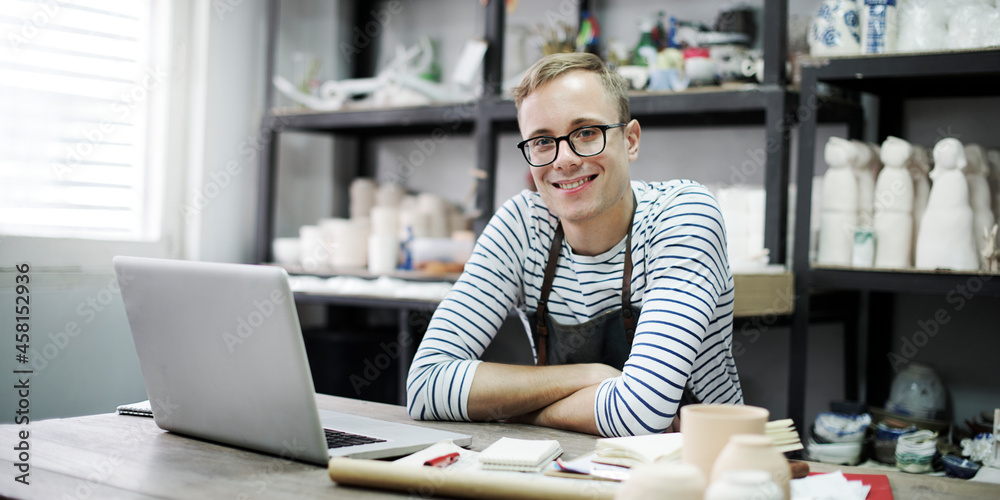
[915,138,979,271]
[818,137,860,266]
[873,136,915,268]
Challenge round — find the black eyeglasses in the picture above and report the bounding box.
[516,123,626,167]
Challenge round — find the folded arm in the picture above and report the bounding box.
[467,362,620,433]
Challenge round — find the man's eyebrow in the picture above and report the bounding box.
[525,117,607,138]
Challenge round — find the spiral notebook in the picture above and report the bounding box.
[478,437,563,472]
[116,400,153,417]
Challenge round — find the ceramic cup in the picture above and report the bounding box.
[271,237,300,267]
[681,404,769,480]
[894,429,937,473]
[614,463,705,500]
[705,470,782,500]
[712,434,791,500]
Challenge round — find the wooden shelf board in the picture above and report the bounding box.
[733,271,795,318]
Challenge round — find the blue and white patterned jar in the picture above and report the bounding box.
[809,0,862,56]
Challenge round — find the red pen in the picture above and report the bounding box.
[423,452,461,468]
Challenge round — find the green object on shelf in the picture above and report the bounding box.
[631,19,657,67]
[419,39,442,83]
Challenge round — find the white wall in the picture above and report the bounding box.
[188,0,267,264]
[0,272,146,422]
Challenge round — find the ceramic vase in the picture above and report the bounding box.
[860,0,898,54]
[808,0,862,56]
[614,463,706,500]
[897,0,948,52]
[349,178,376,220]
[681,404,769,481]
[711,434,791,500]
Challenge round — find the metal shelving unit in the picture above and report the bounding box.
[790,49,1000,429]
[255,0,818,410]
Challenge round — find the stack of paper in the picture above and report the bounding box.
[766,418,803,453]
[478,437,563,473]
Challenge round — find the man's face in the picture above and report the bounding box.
[518,70,639,227]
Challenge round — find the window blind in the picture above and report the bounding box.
[0,0,162,240]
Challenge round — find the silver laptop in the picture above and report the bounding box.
[113,256,471,465]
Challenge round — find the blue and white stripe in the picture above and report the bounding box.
[406,180,742,436]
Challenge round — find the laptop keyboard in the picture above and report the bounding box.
[324,428,387,449]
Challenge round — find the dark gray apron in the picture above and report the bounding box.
[528,203,699,408]
[529,220,638,369]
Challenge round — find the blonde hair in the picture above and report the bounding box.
[512,53,630,123]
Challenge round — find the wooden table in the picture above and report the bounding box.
[1,395,996,499]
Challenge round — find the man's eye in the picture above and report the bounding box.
[532,138,555,148]
[575,128,599,140]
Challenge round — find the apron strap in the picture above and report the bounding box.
[535,224,564,366]
[622,225,635,344]
[622,194,637,345]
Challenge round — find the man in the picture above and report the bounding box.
[406,52,741,437]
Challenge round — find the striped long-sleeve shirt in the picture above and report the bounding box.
[405,179,742,436]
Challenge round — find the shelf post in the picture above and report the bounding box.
[788,66,822,432]
[763,90,793,265]
[474,0,506,233]
[762,0,788,85]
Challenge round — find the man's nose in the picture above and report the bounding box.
[551,138,581,169]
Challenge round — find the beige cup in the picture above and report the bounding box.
[615,463,705,500]
[680,404,769,479]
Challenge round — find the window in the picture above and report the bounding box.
[0,0,170,241]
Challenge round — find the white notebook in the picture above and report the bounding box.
[478,437,562,472]
[594,433,683,467]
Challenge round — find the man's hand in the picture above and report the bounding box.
[508,384,602,434]
[665,411,681,433]
[467,362,620,428]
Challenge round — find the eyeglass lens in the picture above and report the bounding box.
[524,126,606,166]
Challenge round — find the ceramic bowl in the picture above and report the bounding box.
[941,455,980,479]
[814,411,871,443]
[806,438,863,465]
[894,430,938,473]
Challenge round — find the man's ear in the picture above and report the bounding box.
[625,119,641,162]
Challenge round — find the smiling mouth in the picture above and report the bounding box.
[554,175,597,190]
